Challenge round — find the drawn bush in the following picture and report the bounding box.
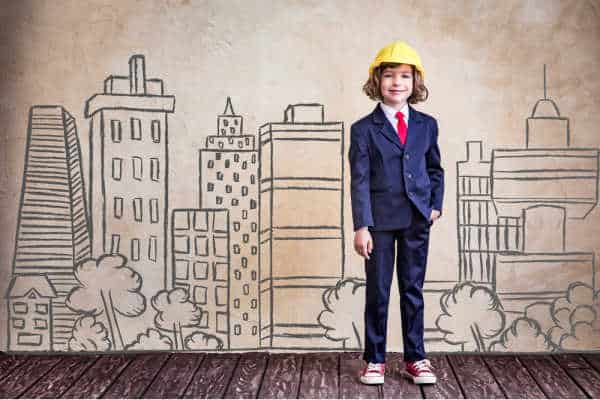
[488,317,552,352]
[126,328,173,351]
[66,254,146,350]
[152,287,202,350]
[435,281,505,351]
[317,278,365,349]
[185,331,224,350]
[68,315,111,351]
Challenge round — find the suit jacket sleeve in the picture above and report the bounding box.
[349,123,374,231]
[426,118,445,216]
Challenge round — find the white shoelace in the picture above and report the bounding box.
[413,359,433,372]
[366,362,383,372]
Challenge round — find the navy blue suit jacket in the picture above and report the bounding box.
[349,103,444,231]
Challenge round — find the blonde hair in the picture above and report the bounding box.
[362,62,429,103]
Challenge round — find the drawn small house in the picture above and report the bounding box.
[7,274,57,351]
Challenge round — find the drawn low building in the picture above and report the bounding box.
[259,103,345,349]
[7,275,57,351]
[198,98,259,349]
[85,55,175,298]
[172,208,230,347]
[8,105,91,351]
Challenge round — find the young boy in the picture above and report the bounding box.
[349,41,444,385]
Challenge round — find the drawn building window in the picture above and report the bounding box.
[243,234,249,243]
[233,172,239,182]
[252,326,257,336]
[241,186,248,196]
[131,117,142,140]
[215,152,221,160]
[194,261,208,279]
[234,119,239,126]
[111,120,122,143]
[225,184,232,193]
[230,127,235,134]
[214,262,228,281]
[242,312,248,321]
[194,286,207,305]
[131,238,140,261]
[215,286,227,306]
[234,324,241,336]
[17,333,41,346]
[174,235,189,254]
[233,244,240,254]
[242,257,248,268]
[207,183,214,192]
[175,260,189,280]
[111,234,120,254]
[34,319,47,329]
[148,236,157,262]
[12,318,24,329]
[251,154,256,163]
[251,271,257,281]
[207,160,214,169]
[234,154,239,162]
[225,159,230,168]
[242,210,248,219]
[150,199,159,223]
[251,222,257,232]
[231,198,239,206]
[216,196,223,205]
[216,171,223,181]
[234,269,241,280]
[195,236,208,256]
[234,298,240,308]
[133,157,143,180]
[214,237,228,257]
[245,138,250,146]
[251,299,257,309]
[112,158,122,181]
[242,161,247,170]
[151,120,161,143]
[13,302,27,314]
[150,158,159,181]
[233,222,240,232]
[217,312,228,334]
[133,198,143,221]
[35,304,48,314]
[199,311,209,328]
[251,246,257,255]
[114,197,123,219]
[243,284,249,295]
[250,174,256,184]
[250,200,257,209]
[194,212,208,231]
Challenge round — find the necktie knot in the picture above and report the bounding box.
[395,111,404,120]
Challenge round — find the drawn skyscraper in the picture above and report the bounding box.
[259,104,344,349]
[8,105,91,351]
[85,55,175,298]
[198,98,259,349]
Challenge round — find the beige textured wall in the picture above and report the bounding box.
[1,0,599,353]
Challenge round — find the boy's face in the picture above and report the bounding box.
[379,64,413,108]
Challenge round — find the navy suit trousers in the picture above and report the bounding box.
[363,206,432,364]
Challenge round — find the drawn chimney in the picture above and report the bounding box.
[129,55,147,95]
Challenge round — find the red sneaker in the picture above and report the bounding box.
[405,359,437,384]
[359,362,385,385]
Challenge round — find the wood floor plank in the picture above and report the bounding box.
[483,355,545,398]
[101,353,170,398]
[298,352,339,399]
[143,353,203,398]
[224,352,268,399]
[565,367,600,398]
[584,354,600,372]
[519,355,586,399]
[0,355,62,398]
[421,355,463,399]
[0,355,27,381]
[339,352,380,399]
[183,353,239,399]
[381,353,422,399]
[258,353,303,399]
[22,355,98,398]
[62,355,132,398]
[553,354,591,369]
[448,355,504,398]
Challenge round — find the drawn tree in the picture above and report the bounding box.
[66,254,146,350]
[317,278,365,348]
[435,282,505,351]
[126,328,173,351]
[152,287,202,350]
[488,317,552,352]
[68,315,111,351]
[185,331,224,350]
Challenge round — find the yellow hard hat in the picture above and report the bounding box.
[369,41,425,79]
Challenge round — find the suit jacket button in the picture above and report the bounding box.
[407,173,412,179]
[405,153,410,160]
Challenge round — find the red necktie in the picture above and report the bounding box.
[395,111,407,145]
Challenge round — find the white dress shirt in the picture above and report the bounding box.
[379,101,409,134]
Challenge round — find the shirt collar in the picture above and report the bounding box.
[379,101,409,121]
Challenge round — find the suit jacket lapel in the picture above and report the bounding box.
[371,103,402,151]
[406,104,425,153]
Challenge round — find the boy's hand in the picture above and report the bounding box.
[354,227,373,260]
[430,209,441,223]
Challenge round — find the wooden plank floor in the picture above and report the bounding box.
[1,352,599,398]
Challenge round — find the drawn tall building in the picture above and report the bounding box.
[9,105,91,351]
[259,104,344,349]
[198,98,259,349]
[172,209,230,347]
[85,55,175,297]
